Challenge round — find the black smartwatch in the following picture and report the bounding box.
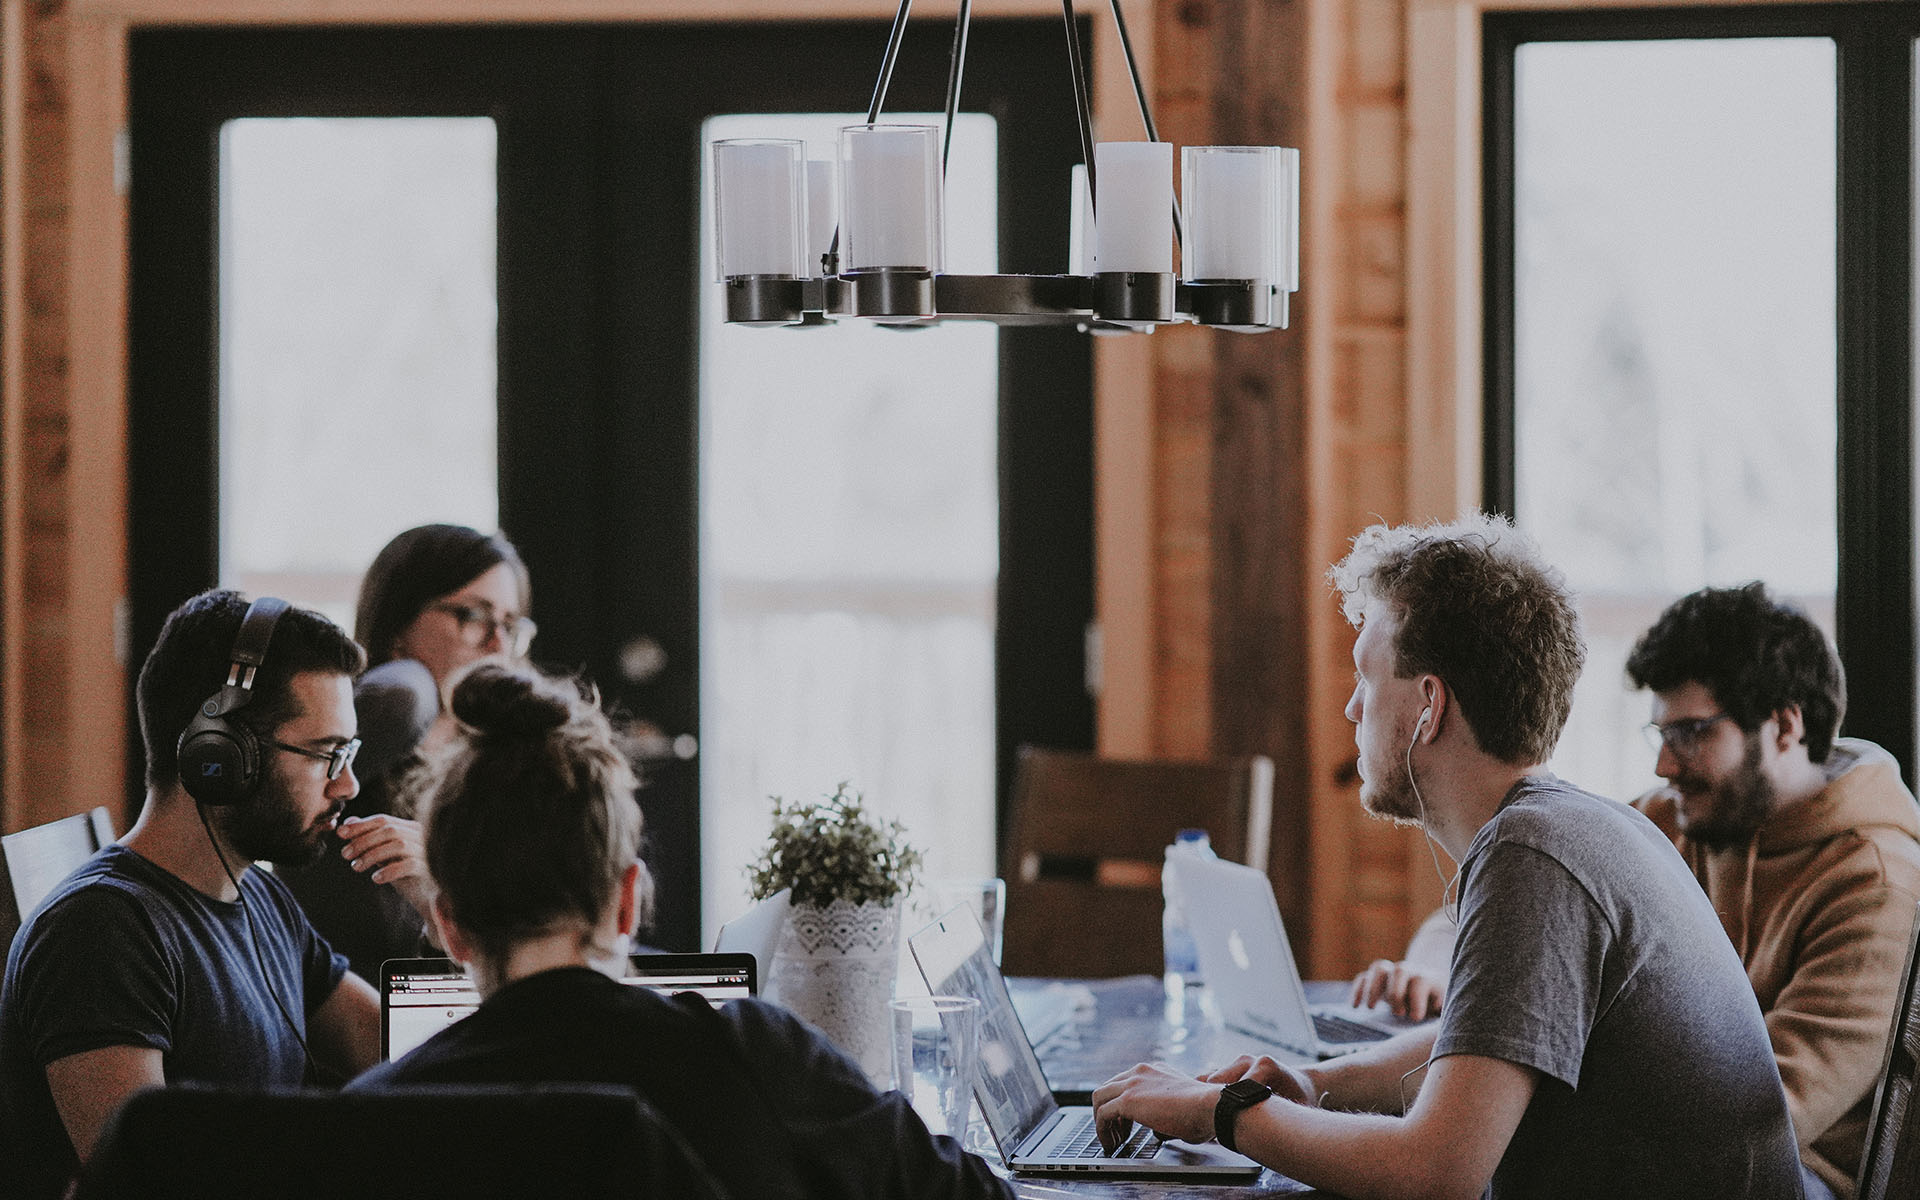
[1213,1078,1274,1153]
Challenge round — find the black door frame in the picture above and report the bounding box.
[1483,3,1919,781]
[129,20,1094,950]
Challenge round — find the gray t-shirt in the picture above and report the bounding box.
[1435,776,1802,1200]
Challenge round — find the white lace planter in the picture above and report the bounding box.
[769,898,901,1084]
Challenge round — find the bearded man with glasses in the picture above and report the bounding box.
[0,591,428,1200]
[1624,582,1920,1200]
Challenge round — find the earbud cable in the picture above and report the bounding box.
[1400,712,1460,1113]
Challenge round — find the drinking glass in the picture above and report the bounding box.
[889,995,981,1138]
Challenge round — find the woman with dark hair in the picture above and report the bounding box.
[347,661,1010,1200]
[354,523,534,686]
[284,524,535,983]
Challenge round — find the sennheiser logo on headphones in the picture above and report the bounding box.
[201,763,223,777]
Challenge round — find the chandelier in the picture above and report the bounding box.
[710,0,1299,334]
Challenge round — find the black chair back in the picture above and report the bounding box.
[1859,900,1920,1200]
[75,1083,729,1200]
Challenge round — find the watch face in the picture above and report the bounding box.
[1224,1078,1273,1103]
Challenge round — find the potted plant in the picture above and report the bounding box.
[749,783,922,1082]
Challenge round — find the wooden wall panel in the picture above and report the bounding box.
[15,0,73,832]
[1,0,24,835]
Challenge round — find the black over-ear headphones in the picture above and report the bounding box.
[177,596,289,806]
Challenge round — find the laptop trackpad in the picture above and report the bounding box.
[1155,1139,1262,1170]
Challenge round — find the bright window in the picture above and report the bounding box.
[1511,39,1837,802]
[698,112,1000,940]
[218,117,499,627]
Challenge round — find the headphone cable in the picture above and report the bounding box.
[194,800,320,1079]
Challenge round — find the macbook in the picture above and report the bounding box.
[1173,854,1414,1059]
[379,952,756,1061]
[909,906,1262,1179]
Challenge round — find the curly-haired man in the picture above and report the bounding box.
[1093,516,1802,1200]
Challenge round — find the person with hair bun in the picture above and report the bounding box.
[284,524,534,982]
[348,661,1012,1200]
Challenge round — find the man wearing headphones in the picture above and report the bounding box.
[1092,516,1802,1199]
[0,590,427,1200]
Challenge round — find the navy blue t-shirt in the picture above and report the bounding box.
[0,844,347,1200]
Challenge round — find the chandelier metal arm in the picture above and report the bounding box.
[868,0,918,124]
[1106,0,1157,142]
[1059,0,1099,212]
[941,0,973,172]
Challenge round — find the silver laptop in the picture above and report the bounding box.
[909,907,1262,1179]
[1174,854,1412,1059]
[379,952,756,1061]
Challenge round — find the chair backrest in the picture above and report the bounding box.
[1859,900,1920,1200]
[1000,746,1274,977]
[75,1083,730,1200]
[0,806,116,953]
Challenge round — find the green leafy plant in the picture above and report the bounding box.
[748,783,923,909]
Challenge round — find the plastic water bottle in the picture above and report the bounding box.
[1162,828,1215,996]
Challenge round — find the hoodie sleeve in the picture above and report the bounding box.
[1762,857,1920,1157]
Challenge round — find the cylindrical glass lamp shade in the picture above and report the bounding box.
[839,124,943,273]
[1068,163,1095,275]
[1093,141,1173,274]
[712,139,807,280]
[805,159,839,275]
[1181,145,1286,283]
[1278,148,1301,291]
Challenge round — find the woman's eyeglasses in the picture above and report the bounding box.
[428,602,537,658]
[266,736,362,781]
[1641,712,1735,758]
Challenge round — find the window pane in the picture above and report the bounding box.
[699,113,998,941]
[1512,39,1837,802]
[218,118,499,628]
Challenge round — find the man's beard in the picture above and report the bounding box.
[1360,746,1427,828]
[1674,734,1775,849]
[215,764,337,867]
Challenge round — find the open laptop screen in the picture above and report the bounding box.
[380,952,757,1061]
[908,906,1056,1151]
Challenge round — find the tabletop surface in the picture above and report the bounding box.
[986,976,1378,1198]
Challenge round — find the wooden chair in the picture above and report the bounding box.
[0,805,116,953]
[1858,900,1920,1200]
[1000,746,1274,978]
[74,1083,729,1199]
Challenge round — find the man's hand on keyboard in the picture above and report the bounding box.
[1091,1063,1217,1153]
[1349,958,1447,1020]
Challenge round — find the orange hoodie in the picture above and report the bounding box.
[1635,739,1920,1199]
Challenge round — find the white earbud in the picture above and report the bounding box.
[1416,706,1433,733]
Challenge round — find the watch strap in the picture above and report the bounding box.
[1213,1079,1273,1153]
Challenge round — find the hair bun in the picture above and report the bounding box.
[449,662,572,738]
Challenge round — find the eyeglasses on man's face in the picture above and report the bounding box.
[266,736,361,781]
[428,601,537,658]
[1642,712,1736,758]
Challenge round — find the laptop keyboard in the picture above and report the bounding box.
[1051,1113,1162,1160]
[1313,1011,1391,1045]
